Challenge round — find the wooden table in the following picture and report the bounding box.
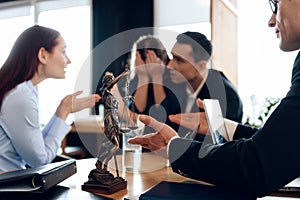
[62,119,300,200]
[2,153,296,200]
[59,153,203,200]
[58,153,300,200]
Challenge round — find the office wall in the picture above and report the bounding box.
[211,0,238,87]
[92,0,154,114]
[92,0,154,89]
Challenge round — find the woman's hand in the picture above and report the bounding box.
[169,99,210,135]
[135,51,149,79]
[56,91,101,120]
[145,50,165,82]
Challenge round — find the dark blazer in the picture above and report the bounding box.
[169,51,300,197]
[197,69,243,122]
[157,69,243,138]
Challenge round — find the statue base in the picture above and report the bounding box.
[81,168,127,194]
[82,178,127,194]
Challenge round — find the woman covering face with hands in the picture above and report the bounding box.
[129,35,170,114]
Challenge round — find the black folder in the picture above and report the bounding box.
[0,159,76,193]
[139,181,255,200]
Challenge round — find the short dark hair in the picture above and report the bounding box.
[176,31,212,62]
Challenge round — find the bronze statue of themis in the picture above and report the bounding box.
[82,69,129,194]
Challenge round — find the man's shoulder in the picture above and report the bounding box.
[207,69,236,89]
[208,69,227,79]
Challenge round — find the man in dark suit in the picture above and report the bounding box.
[129,0,300,197]
[166,32,242,121]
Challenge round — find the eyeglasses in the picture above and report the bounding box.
[269,0,280,14]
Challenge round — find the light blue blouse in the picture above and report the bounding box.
[0,81,71,172]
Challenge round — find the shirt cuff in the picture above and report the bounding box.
[46,115,71,141]
[224,119,238,141]
[167,135,180,158]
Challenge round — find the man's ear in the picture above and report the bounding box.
[195,60,207,71]
[200,61,208,69]
[38,47,48,64]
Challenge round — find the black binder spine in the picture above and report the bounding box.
[38,161,77,192]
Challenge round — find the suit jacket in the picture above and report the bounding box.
[169,51,300,197]
[197,69,243,122]
[158,69,243,138]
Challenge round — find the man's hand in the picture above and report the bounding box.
[128,115,178,154]
[169,99,210,135]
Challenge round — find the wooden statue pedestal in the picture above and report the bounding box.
[82,177,127,194]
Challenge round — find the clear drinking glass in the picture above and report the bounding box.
[122,119,144,172]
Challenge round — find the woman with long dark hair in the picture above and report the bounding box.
[0,25,100,171]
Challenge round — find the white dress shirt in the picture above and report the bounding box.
[0,81,70,172]
[184,70,208,113]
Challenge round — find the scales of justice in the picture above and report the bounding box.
[82,66,138,194]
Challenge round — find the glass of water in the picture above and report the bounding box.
[122,119,144,172]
